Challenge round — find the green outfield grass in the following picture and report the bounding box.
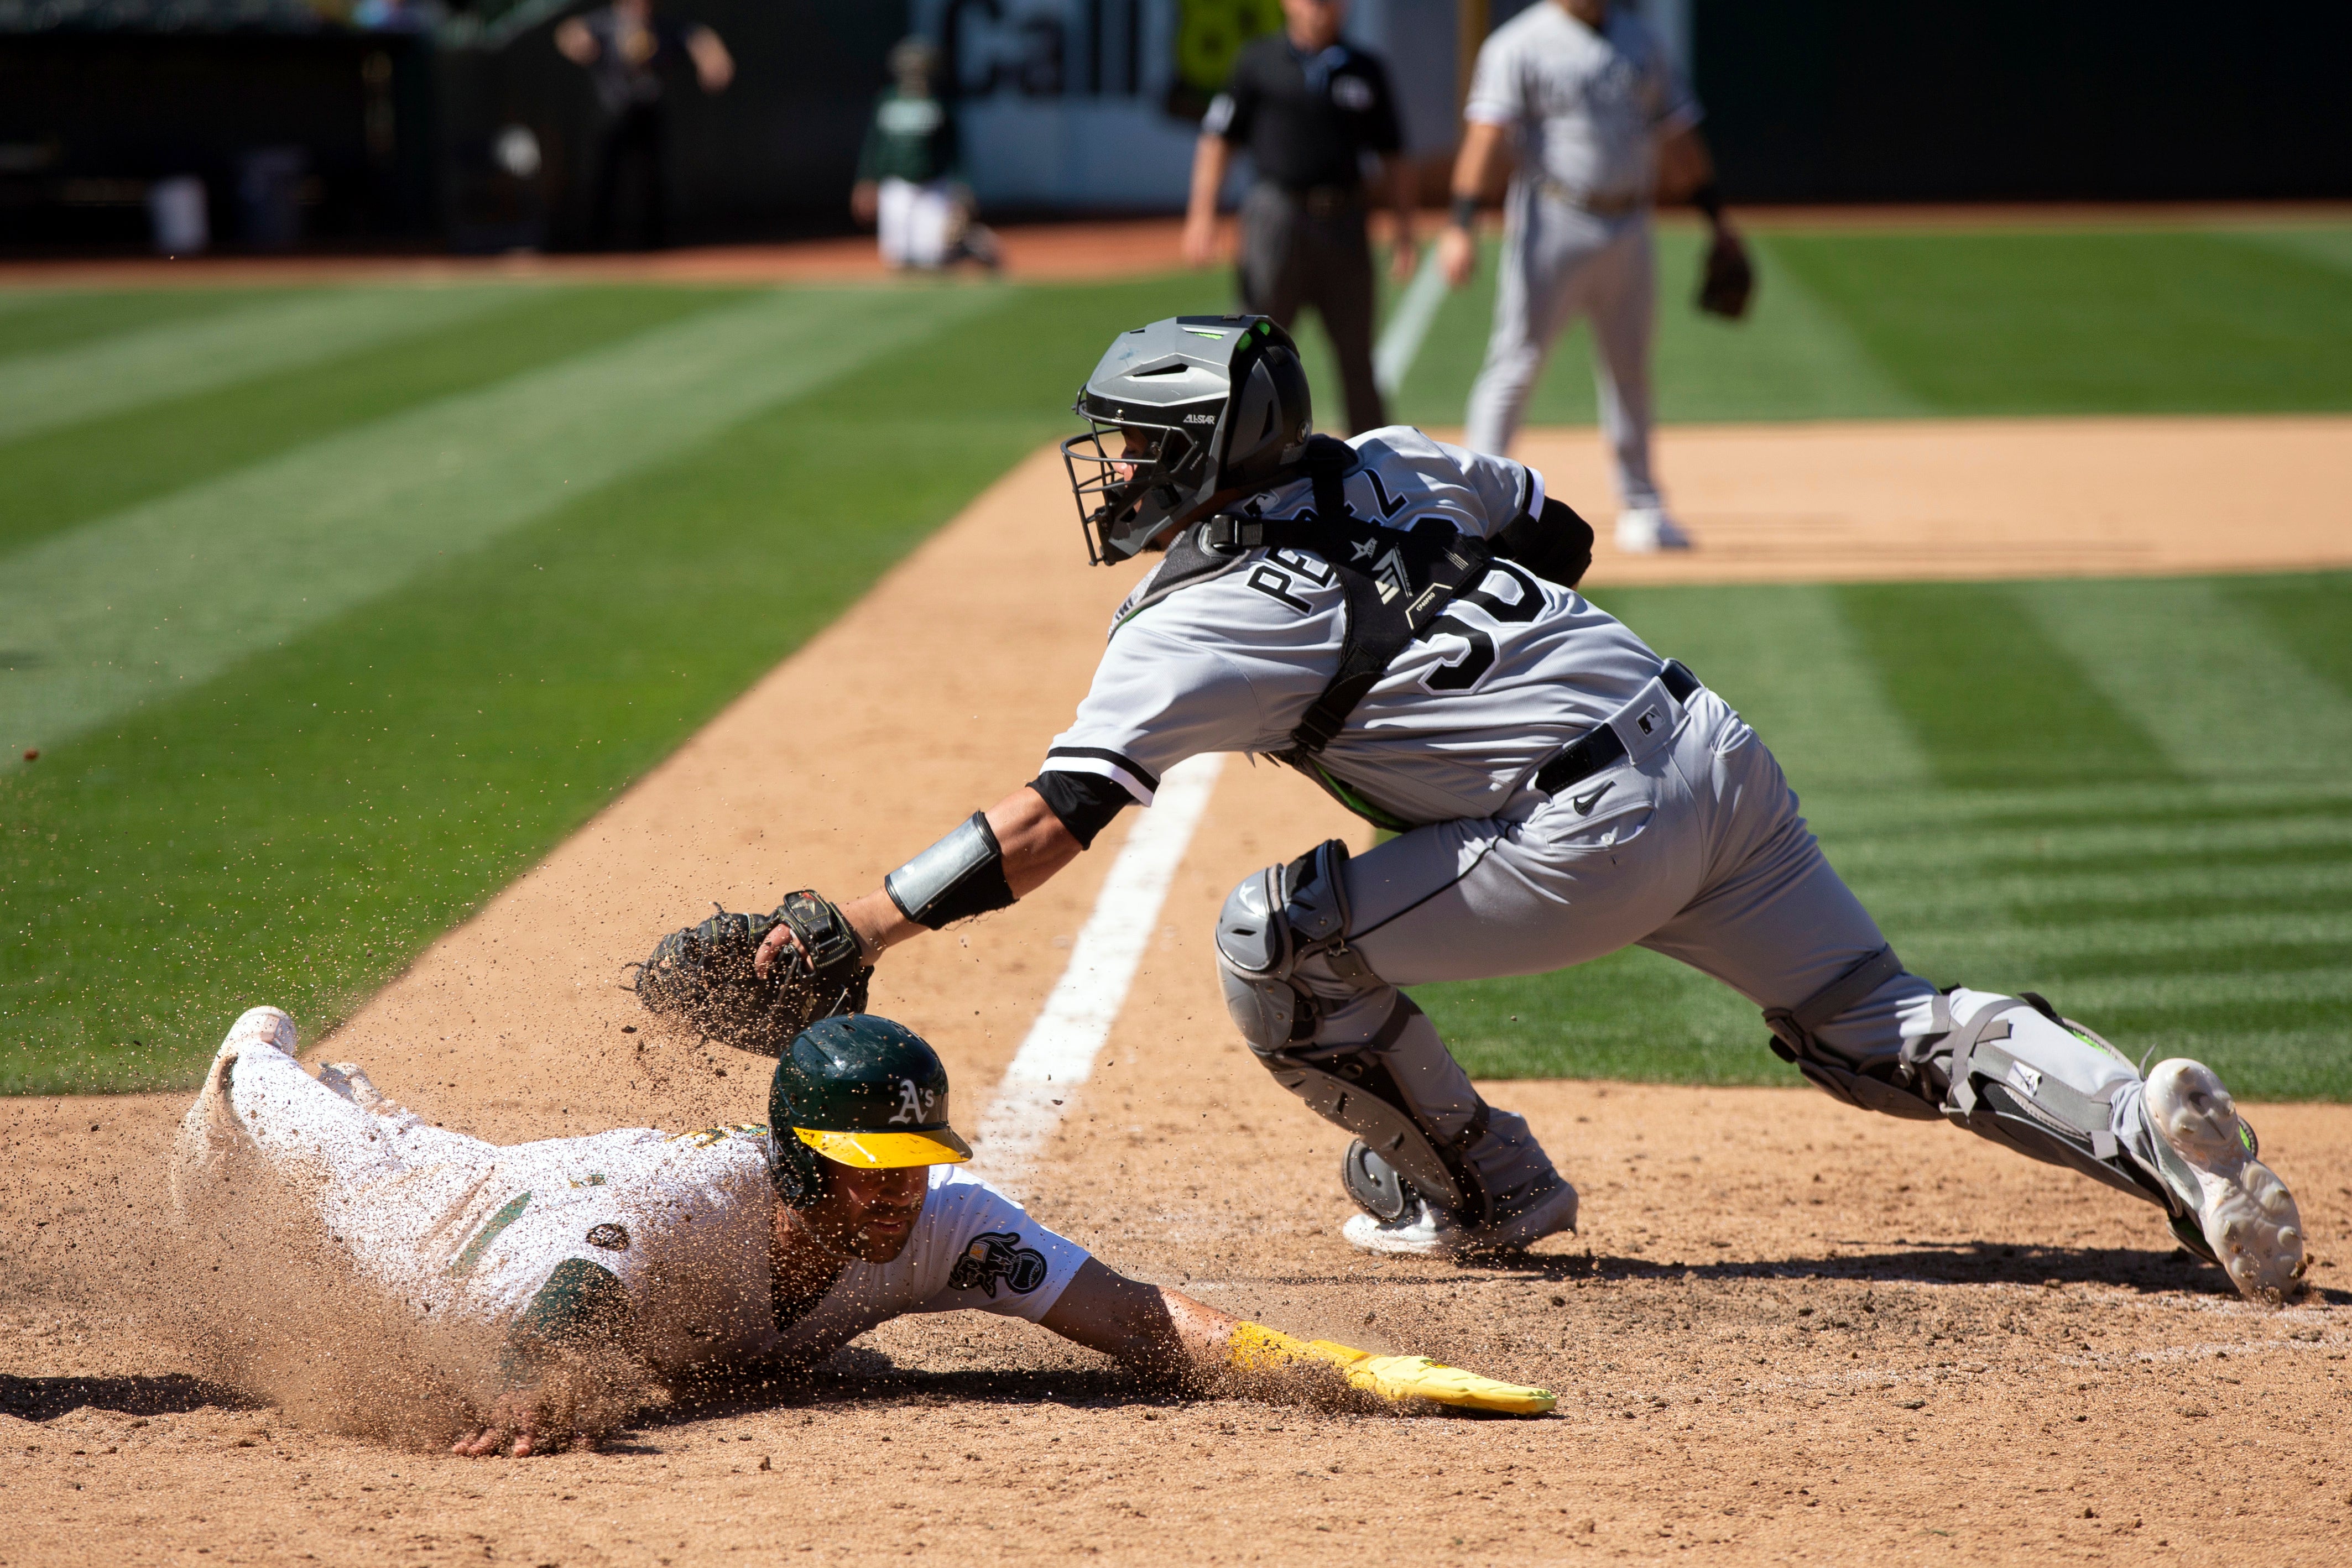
[1415,573,2352,1100]
[4,219,2349,1094]
[1384,223,2352,426]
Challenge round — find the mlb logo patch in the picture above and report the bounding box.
[1636,706,1661,735]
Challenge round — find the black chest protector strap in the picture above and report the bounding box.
[1109,440,1500,829]
[1202,437,1498,754]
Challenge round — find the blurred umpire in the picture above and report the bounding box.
[1180,0,1416,436]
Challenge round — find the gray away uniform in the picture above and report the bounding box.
[1462,2,1696,496]
[1044,428,2200,1241]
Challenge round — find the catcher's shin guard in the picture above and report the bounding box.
[1774,964,2172,1206]
[1215,842,1509,1222]
[1923,992,2171,1208]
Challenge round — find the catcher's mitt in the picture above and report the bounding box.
[1696,230,1755,320]
[631,891,872,1056]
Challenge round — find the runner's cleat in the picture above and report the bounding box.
[2145,1058,2306,1303]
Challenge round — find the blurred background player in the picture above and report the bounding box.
[1441,0,1749,552]
[852,37,999,272]
[1181,0,1416,437]
[555,0,733,252]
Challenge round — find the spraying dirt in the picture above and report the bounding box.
[5,426,2349,1565]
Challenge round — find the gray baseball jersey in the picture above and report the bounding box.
[1042,426,1662,827]
[1464,2,1699,206]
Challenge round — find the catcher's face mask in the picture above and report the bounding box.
[1060,419,1206,564]
[1062,315,1309,566]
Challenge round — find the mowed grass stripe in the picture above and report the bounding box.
[1913,910,2352,969]
[0,286,994,761]
[1833,582,2178,788]
[1764,230,2352,415]
[1592,581,1933,792]
[1421,572,2352,1098]
[0,274,1212,1091]
[0,285,745,557]
[1817,784,2352,869]
[0,286,532,445]
[1851,853,2352,924]
[2223,572,2352,701]
[2015,577,2352,782]
[1385,226,2352,427]
[0,288,259,360]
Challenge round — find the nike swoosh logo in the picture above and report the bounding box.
[1569,784,1610,814]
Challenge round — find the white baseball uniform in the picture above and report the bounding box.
[173,1018,1089,1376]
[1461,1,1699,503]
[1041,429,2184,1222]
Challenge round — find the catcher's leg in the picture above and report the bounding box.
[1640,723,2307,1302]
[1217,808,1696,1258]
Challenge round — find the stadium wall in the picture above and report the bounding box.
[1693,0,2352,203]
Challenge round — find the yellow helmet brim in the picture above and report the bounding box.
[794,1125,972,1169]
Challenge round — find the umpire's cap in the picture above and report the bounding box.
[766,1015,971,1206]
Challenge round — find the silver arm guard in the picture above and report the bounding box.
[885,812,1018,930]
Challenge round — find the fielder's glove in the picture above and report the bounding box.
[1696,229,1755,320]
[631,891,872,1056]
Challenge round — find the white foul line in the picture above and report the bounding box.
[1373,244,1448,398]
[969,752,1225,1194]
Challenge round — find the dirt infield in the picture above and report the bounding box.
[1516,416,2352,584]
[5,425,2349,1565]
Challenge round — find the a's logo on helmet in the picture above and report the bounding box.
[889,1078,931,1125]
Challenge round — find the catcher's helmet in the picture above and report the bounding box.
[1062,315,1313,564]
[766,1014,972,1208]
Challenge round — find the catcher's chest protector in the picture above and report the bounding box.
[1121,437,1506,829]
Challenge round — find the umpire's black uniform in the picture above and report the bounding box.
[1203,35,1404,435]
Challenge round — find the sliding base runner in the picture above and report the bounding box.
[173,1006,1548,1456]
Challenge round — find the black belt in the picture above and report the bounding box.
[1273,182,1363,218]
[1532,660,1702,796]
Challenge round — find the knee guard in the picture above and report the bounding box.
[1764,946,1943,1120]
[1214,838,1371,1050]
[1214,840,1494,1221]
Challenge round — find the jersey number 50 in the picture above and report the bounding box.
[1422,562,1542,692]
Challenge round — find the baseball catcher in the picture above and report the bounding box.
[724,314,2304,1306]
[172,1006,1552,1456]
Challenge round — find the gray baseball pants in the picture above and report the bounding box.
[1237,183,1386,437]
[1463,186,1660,509]
[1284,686,2161,1205]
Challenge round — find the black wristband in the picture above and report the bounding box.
[1690,181,1724,224]
[1449,194,1479,231]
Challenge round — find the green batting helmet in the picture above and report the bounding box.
[765,1014,972,1207]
